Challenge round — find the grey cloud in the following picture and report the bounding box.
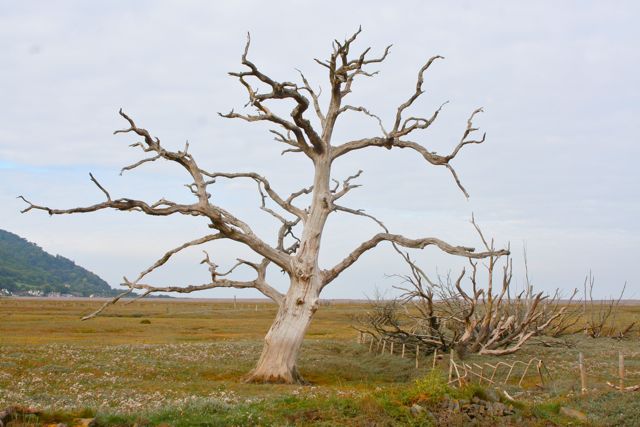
[1,1,638,298]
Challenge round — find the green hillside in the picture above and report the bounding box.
[0,229,117,297]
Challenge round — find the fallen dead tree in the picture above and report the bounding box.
[537,287,581,338]
[356,219,570,357]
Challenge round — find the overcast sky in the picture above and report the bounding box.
[1,1,638,299]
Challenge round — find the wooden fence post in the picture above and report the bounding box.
[368,336,374,353]
[401,343,406,358]
[477,363,484,385]
[415,345,420,369]
[390,341,394,355]
[619,351,625,391]
[381,340,386,354]
[536,360,545,387]
[432,348,438,369]
[579,352,587,394]
[455,363,463,387]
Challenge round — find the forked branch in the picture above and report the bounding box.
[326,38,486,198]
[82,248,283,320]
[222,33,324,155]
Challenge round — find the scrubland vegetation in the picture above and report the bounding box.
[1,298,639,426]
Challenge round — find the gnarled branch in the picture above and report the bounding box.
[223,33,324,154]
[201,171,306,221]
[323,233,508,285]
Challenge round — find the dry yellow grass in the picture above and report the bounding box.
[0,298,362,345]
[0,298,419,417]
[1,297,640,426]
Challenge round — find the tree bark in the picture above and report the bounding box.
[245,277,320,383]
[246,155,330,384]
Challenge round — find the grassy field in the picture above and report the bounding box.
[1,298,639,426]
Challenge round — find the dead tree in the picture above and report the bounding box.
[518,247,581,338]
[583,272,635,339]
[538,287,582,338]
[358,221,567,357]
[19,29,507,383]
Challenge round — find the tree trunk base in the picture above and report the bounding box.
[243,367,308,384]
[244,279,320,384]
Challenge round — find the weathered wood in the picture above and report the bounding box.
[359,242,566,358]
[451,356,463,387]
[619,351,625,391]
[579,352,587,394]
[536,360,545,387]
[606,381,640,391]
[245,277,320,383]
[473,363,484,384]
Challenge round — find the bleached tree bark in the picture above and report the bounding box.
[20,28,507,383]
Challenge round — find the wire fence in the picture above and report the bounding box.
[357,332,639,395]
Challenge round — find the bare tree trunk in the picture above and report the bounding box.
[246,277,320,383]
[247,155,330,384]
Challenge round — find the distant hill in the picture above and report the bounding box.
[0,229,118,297]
